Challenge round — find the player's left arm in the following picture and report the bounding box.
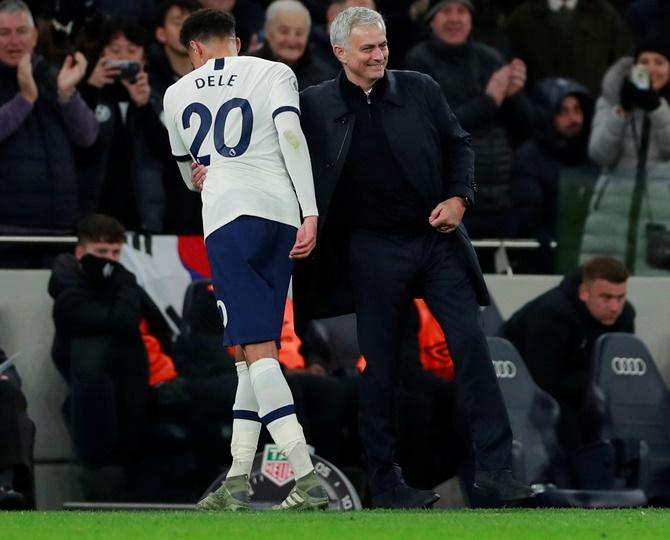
[271,67,319,259]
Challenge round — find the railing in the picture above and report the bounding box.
[0,236,556,275]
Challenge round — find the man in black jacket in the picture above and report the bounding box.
[293,6,532,508]
[404,0,534,241]
[500,256,635,452]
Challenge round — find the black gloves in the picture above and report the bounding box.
[80,254,133,286]
[620,77,661,112]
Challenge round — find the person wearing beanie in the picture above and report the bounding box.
[580,37,670,275]
[405,0,535,246]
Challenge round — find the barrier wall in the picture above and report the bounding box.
[1,270,668,508]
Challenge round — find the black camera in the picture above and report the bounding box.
[107,60,141,83]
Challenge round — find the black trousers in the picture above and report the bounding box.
[0,380,35,506]
[349,228,512,494]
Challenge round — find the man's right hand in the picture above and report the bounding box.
[191,162,208,191]
[485,65,511,107]
[17,54,38,103]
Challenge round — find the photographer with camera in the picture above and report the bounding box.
[580,35,670,275]
[77,18,167,234]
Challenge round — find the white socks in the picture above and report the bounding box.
[227,362,262,479]
[248,357,314,479]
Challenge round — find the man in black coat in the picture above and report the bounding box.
[500,256,635,452]
[293,6,532,508]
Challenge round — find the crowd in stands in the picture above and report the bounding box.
[0,0,669,274]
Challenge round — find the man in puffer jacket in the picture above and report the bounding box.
[580,35,670,275]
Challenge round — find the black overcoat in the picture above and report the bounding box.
[293,69,490,326]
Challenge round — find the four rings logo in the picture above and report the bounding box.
[611,357,647,376]
[493,360,517,379]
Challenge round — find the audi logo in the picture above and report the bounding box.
[611,357,647,376]
[493,360,517,379]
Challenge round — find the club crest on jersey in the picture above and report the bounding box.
[261,444,295,487]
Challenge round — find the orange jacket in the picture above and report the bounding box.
[414,299,454,381]
[139,319,179,386]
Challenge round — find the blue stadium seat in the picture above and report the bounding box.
[593,333,670,504]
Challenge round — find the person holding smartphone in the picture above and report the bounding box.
[580,35,670,275]
[76,17,167,233]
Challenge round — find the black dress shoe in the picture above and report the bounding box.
[371,483,440,509]
[0,486,25,509]
[473,470,534,501]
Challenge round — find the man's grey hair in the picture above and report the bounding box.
[0,0,35,27]
[330,7,385,49]
[265,0,311,31]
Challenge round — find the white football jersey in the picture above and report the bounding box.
[164,56,309,238]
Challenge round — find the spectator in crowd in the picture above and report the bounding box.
[0,0,98,240]
[149,0,203,235]
[150,0,201,98]
[199,0,264,52]
[505,0,632,96]
[251,0,336,90]
[404,0,534,239]
[500,256,634,487]
[76,18,166,233]
[580,36,670,275]
[625,0,670,43]
[511,77,598,272]
[0,348,35,509]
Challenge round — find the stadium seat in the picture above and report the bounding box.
[593,333,670,504]
[464,337,646,508]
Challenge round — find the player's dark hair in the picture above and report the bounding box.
[179,8,236,49]
[157,0,202,28]
[582,256,629,284]
[77,214,126,245]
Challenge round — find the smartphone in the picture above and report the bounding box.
[630,64,650,91]
[107,60,142,83]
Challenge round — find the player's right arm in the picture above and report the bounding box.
[163,86,199,191]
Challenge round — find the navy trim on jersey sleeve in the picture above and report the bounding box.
[272,106,300,120]
[174,154,191,162]
[214,58,225,70]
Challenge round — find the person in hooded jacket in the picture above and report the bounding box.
[512,77,599,272]
[580,35,670,275]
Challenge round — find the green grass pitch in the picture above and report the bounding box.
[1,509,670,540]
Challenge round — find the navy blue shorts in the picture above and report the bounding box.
[205,216,296,346]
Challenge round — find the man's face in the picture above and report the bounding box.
[579,278,627,326]
[0,10,37,67]
[103,33,145,62]
[156,6,192,55]
[430,3,472,46]
[335,23,388,88]
[554,95,584,139]
[265,10,309,65]
[76,241,123,263]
